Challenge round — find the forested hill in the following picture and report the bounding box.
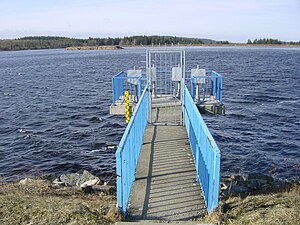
[0,35,223,51]
[1,36,298,51]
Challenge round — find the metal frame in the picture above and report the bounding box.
[146,48,186,125]
[188,70,223,103]
[112,72,146,104]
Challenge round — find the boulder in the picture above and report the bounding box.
[81,185,93,193]
[247,179,262,190]
[60,170,102,187]
[81,170,100,184]
[52,178,64,187]
[228,184,251,195]
[19,178,34,185]
[60,173,81,186]
[248,173,274,184]
[80,178,100,188]
[230,175,247,181]
[219,173,289,197]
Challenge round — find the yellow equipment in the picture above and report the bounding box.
[124,91,130,123]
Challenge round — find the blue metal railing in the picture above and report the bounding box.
[183,85,221,213]
[114,71,222,215]
[112,72,146,104]
[115,85,149,216]
[211,71,223,103]
[189,70,223,103]
[112,72,125,103]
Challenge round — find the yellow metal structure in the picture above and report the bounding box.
[124,91,130,123]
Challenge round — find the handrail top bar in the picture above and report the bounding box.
[146,47,186,50]
[112,71,125,79]
[188,75,223,79]
[115,85,148,157]
[211,70,223,77]
[146,48,186,53]
[113,70,222,78]
[115,76,146,79]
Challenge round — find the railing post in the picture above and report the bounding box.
[138,79,142,100]
[195,144,200,175]
[112,76,116,103]
[116,152,123,214]
[213,153,221,210]
[219,76,223,104]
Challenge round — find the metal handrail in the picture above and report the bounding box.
[114,72,222,215]
[115,85,149,215]
[183,85,221,212]
[112,72,146,103]
[188,70,223,103]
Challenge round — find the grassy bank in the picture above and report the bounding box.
[0,179,299,224]
[0,179,120,225]
[221,185,300,225]
[201,184,300,225]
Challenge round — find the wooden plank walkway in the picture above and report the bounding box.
[127,106,206,221]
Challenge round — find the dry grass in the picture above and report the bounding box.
[195,184,300,225]
[220,184,300,225]
[0,180,121,225]
[1,179,299,225]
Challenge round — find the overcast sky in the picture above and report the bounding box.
[0,0,299,42]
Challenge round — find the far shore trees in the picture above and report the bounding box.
[0,36,299,51]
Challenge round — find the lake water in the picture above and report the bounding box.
[0,47,299,182]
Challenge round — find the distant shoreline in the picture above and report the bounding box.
[189,43,300,48]
[1,36,299,51]
[67,43,300,49]
[0,44,299,52]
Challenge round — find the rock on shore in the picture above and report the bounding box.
[220,172,291,197]
[51,170,116,195]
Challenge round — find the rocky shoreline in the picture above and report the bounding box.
[220,172,296,198]
[19,170,116,196]
[7,171,299,199]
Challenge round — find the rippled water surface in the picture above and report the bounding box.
[0,47,299,181]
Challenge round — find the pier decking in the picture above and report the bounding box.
[127,108,206,221]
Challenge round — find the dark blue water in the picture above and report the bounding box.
[0,47,299,181]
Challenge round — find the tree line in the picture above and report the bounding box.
[0,35,227,51]
[247,38,300,45]
[1,36,298,51]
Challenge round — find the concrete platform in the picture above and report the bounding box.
[110,95,137,115]
[195,95,225,115]
[197,102,225,115]
[127,107,206,221]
